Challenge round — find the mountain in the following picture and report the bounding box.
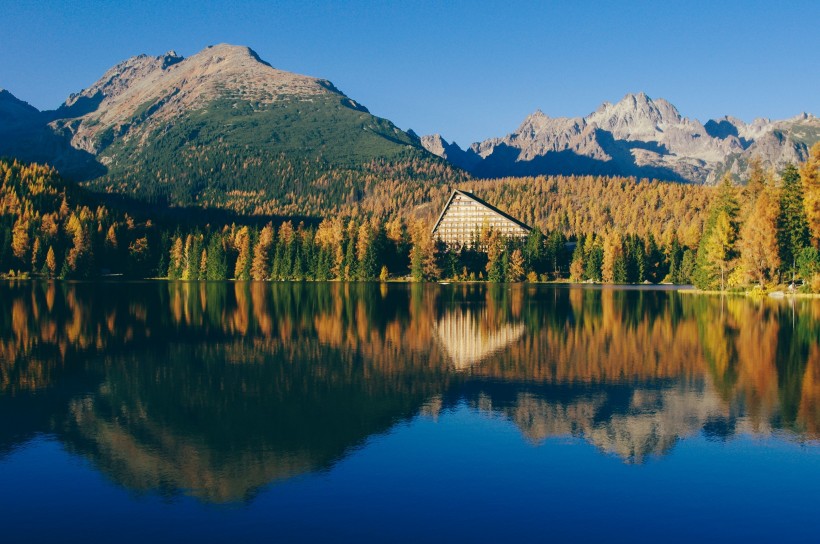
[0,89,101,178]
[422,92,820,183]
[0,44,462,215]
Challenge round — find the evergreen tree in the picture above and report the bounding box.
[545,230,567,278]
[523,227,545,274]
[205,234,228,280]
[778,164,810,279]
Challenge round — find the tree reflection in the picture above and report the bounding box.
[0,282,818,500]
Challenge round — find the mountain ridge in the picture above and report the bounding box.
[422,92,820,183]
[0,44,463,215]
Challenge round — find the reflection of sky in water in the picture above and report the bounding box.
[1,282,819,539]
[2,409,818,543]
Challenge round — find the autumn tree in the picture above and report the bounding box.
[128,237,150,277]
[738,182,781,286]
[44,246,57,278]
[801,142,820,247]
[410,221,440,281]
[602,232,624,283]
[11,217,29,263]
[694,174,739,290]
[699,211,736,291]
[508,248,525,282]
[234,226,252,280]
[251,223,274,280]
[168,236,184,279]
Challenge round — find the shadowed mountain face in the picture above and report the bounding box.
[0,45,462,214]
[2,282,819,502]
[0,90,103,179]
[422,93,820,183]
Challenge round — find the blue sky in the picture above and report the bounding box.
[1,0,818,145]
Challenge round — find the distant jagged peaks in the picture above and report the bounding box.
[422,92,820,183]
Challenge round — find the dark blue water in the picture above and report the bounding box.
[1,282,818,542]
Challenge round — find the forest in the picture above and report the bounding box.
[1,141,819,292]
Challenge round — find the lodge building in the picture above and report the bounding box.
[431,189,532,247]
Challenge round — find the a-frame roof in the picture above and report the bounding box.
[431,189,533,235]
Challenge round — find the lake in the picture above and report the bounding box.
[1,281,818,542]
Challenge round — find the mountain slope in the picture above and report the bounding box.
[423,93,820,183]
[0,89,101,178]
[1,44,463,216]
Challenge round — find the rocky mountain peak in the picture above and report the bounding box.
[420,134,449,156]
[422,92,818,184]
[587,92,682,139]
[48,44,345,154]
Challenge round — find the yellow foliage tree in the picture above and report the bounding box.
[801,142,820,247]
[738,183,781,285]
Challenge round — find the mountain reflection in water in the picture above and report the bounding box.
[1,281,818,503]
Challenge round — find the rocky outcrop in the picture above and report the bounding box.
[422,92,820,184]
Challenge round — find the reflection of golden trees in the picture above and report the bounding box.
[475,288,705,383]
[2,281,820,494]
[798,346,820,436]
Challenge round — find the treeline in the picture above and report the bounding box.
[2,142,820,291]
[690,144,820,291]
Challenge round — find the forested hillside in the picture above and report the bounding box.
[2,142,819,291]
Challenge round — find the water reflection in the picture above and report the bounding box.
[1,282,818,501]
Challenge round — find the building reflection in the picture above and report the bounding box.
[434,307,525,370]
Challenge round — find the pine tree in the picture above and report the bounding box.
[523,227,545,274]
[206,234,228,280]
[778,163,810,278]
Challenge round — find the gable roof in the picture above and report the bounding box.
[431,189,533,235]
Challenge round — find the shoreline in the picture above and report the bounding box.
[2,276,819,297]
[679,288,820,299]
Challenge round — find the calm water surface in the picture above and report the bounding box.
[1,282,818,542]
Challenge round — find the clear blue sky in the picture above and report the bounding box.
[1,0,818,146]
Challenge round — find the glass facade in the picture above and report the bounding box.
[432,191,530,247]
